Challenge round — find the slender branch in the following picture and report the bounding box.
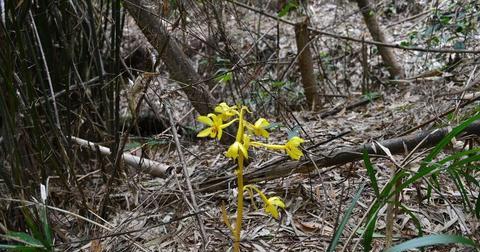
[165,105,208,250]
[29,11,61,130]
[228,0,480,54]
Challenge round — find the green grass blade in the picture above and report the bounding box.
[363,151,379,197]
[385,234,477,252]
[4,231,44,247]
[398,204,422,237]
[0,244,42,251]
[327,182,366,252]
[362,171,408,251]
[420,114,480,170]
[391,114,480,200]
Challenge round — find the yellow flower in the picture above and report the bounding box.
[197,113,236,140]
[250,136,305,160]
[215,102,238,120]
[264,196,286,219]
[243,134,251,150]
[226,141,248,160]
[246,118,270,138]
[285,136,304,160]
[243,185,286,220]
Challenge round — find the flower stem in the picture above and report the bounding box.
[234,155,244,252]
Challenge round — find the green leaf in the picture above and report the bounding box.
[362,171,408,251]
[399,41,410,47]
[393,113,480,198]
[385,234,476,252]
[398,204,423,237]
[124,141,142,151]
[278,0,298,17]
[327,182,365,252]
[363,151,379,197]
[215,71,233,84]
[0,244,41,252]
[271,81,285,88]
[4,231,44,247]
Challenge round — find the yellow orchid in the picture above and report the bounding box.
[226,134,251,160]
[243,185,286,220]
[265,196,286,219]
[197,113,237,140]
[215,102,238,120]
[226,141,248,160]
[284,136,305,160]
[246,118,270,138]
[197,102,298,252]
[250,136,305,160]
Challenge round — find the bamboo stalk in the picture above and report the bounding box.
[70,136,172,178]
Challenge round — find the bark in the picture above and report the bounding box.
[295,17,321,109]
[355,0,405,79]
[123,0,217,115]
[197,120,480,192]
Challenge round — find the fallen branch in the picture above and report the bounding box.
[197,120,480,192]
[71,136,172,178]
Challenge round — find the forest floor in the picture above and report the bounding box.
[63,1,480,251]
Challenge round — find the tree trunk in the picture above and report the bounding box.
[123,0,217,115]
[295,17,321,109]
[355,0,405,79]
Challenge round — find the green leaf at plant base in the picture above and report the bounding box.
[393,113,480,197]
[363,151,379,197]
[1,231,45,248]
[398,204,423,238]
[327,182,365,252]
[0,244,42,252]
[385,234,476,252]
[362,171,408,251]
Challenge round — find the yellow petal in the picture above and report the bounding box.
[209,128,216,138]
[243,134,251,149]
[217,128,223,140]
[214,102,229,113]
[288,136,304,146]
[264,196,285,219]
[238,141,248,159]
[268,196,285,209]
[257,128,269,138]
[285,136,304,160]
[220,118,238,129]
[197,116,213,126]
[286,147,303,160]
[197,128,212,137]
[226,142,240,160]
[255,118,270,128]
[265,203,280,219]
